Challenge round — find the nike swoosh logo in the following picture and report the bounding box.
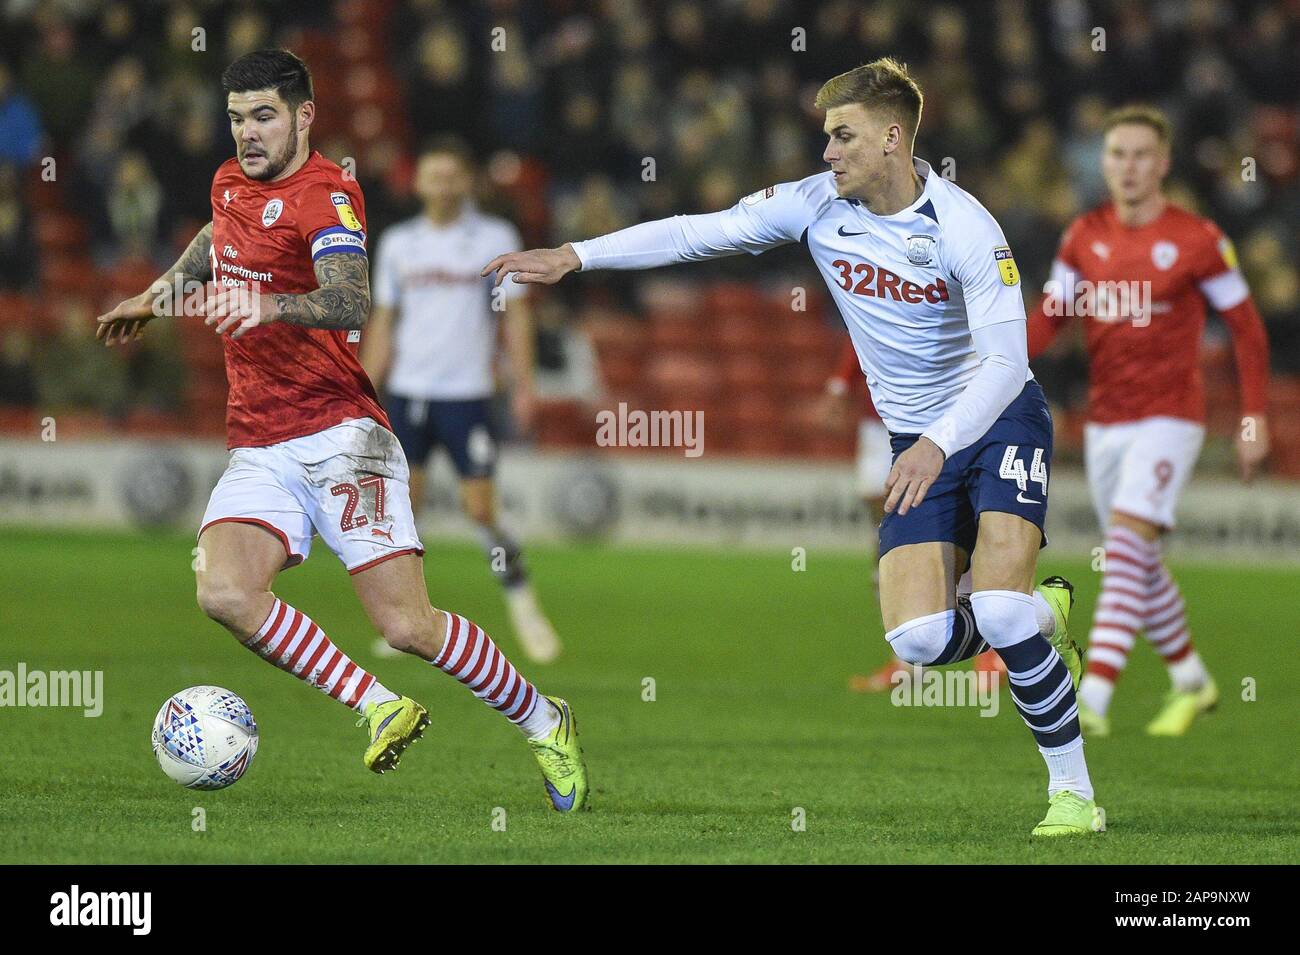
[546,780,577,811]
[1016,492,1041,504]
[373,709,401,741]
[837,226,869,237]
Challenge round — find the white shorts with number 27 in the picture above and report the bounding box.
[200,417,424,574]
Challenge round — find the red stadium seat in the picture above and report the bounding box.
[649,315,701,351]
[42,256,101,296]
[34,211,87,253]
[703,282,767,320]
[722,353,772,392]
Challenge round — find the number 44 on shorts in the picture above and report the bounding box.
[999,445,1048,502]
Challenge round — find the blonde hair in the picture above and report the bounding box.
[1102,104,1172,145]
[815,57,924,143]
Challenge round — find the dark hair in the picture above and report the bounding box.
[417,134,475,170]
[221,49,314,109]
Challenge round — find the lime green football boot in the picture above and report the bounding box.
[1077,699,1111,738]
[1146,677,1218,737]
[1036,576,1082,690]
[1031,790,1106,837]
[359,696,430,773]
[527,696,590,812]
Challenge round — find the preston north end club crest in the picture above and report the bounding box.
[906,234,936,266]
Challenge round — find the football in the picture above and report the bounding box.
[151,686,259,790]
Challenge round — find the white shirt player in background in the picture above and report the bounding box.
[363,138,561,663]
[485,58,1106,837]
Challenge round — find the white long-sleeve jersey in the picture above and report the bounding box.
[570,158,1033,457]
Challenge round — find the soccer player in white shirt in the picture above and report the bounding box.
[364,138,561,663]
[485,59,1105,836]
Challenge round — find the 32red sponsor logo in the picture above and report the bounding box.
[830,259,949,304]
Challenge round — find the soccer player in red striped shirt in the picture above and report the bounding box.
[94,50,588,811]
[1028,105,1270,737]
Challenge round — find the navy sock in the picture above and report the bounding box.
[996,635,1081,748]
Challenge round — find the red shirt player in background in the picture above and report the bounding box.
[1028,105,1270,739]
[94,49,589,812]
[823,337,1006,692]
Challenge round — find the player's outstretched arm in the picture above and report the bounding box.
[482,183,812,287]
[203,251,371,339]
[96,222,213,346]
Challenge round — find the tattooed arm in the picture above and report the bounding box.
[162,221,215,286]
[271,253,371,330]
[204,252,372,339]
[96,222,213,345]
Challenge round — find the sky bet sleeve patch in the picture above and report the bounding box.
[993,246,1020,286]
[1217,235,1239,271]
[330,191,364,232]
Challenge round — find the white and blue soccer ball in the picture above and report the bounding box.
[152,685,258,790]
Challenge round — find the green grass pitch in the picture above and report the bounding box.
[1,528,1295,864]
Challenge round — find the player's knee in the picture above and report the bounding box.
[380,608,441,659]
[885,611,951,666]
[195,577,257,633]
[465,499,494,527]
[1109,510,1161,541]
[969,591,1037,646]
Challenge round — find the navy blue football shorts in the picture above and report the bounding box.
[384,393,497,479]
[878,379,1052,559]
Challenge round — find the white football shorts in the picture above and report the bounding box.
[200,417,424,574]
[1083,416,1205,530]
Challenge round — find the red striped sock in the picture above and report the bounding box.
[246,598,391,711]
[1082,526,1155,709]
[433,612,541,728]
[1143,556,1193,664]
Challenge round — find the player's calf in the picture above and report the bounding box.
[245,597,399,712]
[970,590,1095,806]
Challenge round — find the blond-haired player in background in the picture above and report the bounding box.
[1029,105,1270,737]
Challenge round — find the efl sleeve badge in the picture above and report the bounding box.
[1217,236,1240,271]
[993,246,1020,286]
[330,191,364,232]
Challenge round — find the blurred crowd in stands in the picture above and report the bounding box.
[0,0,1296,459]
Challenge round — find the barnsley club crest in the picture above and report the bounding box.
[1151,240,1179,271]
[261,198,284,227]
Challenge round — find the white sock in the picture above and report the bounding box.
[357,682,399,711]
[518,697,561,740]
[1040,737,1094,800]
[961,578,1052,635]
[1168,650,1210,692]
[1079,673,1114,716]
[1032,590,1055,638]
